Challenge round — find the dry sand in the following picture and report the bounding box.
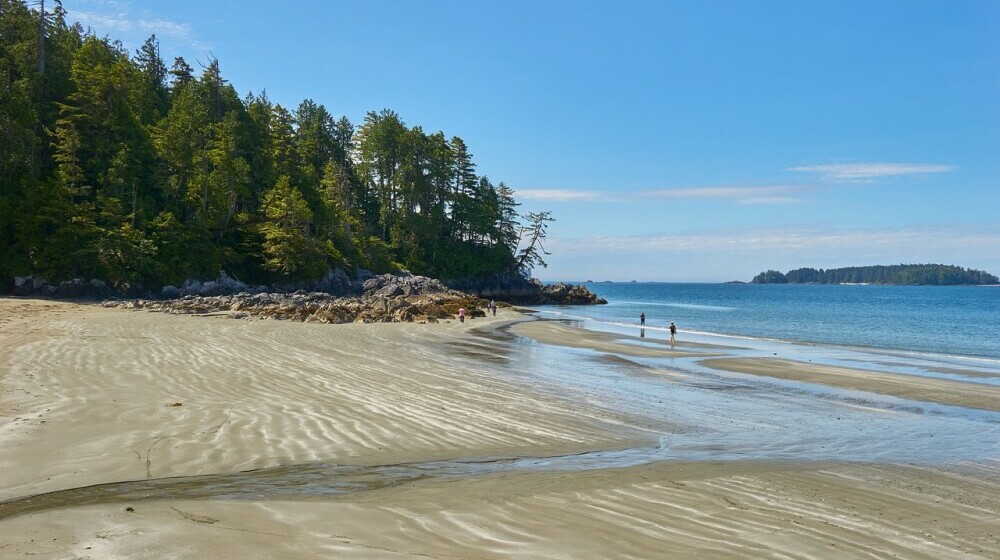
[1,299,998,558]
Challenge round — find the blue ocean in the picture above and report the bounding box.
[543,282,1000,361]
[518,282,1000,465]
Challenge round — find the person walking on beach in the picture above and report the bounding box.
[458,307,466,323]
[669,321,676,343]
[640,312,646,326]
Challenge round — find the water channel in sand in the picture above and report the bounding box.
[3,318,997,521]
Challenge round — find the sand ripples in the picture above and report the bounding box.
[1,310,623,498]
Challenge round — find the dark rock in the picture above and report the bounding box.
[32,276,51,292]
[161,285,181,299]
[102,273,484,325]
[362,277,384,292]
[55,278,85,299]
[86,279,112,299]
[447,275,606,305]
[13,276,33,296]
[180,280,202,296]
[216,271,248,293]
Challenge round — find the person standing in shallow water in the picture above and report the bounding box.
[458,307,466,323]
[640,312,646,326]
[669,321,676,343]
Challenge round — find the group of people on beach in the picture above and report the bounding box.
[639,312,676,343]
[457,300,497,323]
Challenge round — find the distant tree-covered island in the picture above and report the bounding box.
[750,265,999,286]
[0,2,554,294]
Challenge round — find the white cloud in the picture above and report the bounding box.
[541,225,1000,281]
[74,11,192,40]
[516,186,804,204]
[646,186,803,204]
[739,196,801,205]
[70,4,201,48]
[548,227,1000,267]
[549,225,1000,256]
[789,163,954,181]
[517,189,605,202]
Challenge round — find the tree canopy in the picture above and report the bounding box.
[0,1,541,288]
[751,265,998,285]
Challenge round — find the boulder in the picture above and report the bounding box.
[55,278,85,299]
[216,271,248,293]
[102,272,486,324]
[161,285,181,299]
[314,268,351,295]
[448,275,606,305]
[85,279,112,299]
[13,276,33,296]
[180,280,202,296]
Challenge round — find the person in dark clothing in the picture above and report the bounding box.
[669,321,676,343]
[640,312,645,326]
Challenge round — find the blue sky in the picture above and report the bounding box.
[65,0,999,281]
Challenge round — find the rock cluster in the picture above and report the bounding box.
[538,282,608,305]
[448,276,607,305]
[13,276,112,299]
[103,273,488,324]
[160,269,355,299]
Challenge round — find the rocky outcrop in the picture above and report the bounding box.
[9,268,605,309]
[538,282,608,305]
[13,276,112,300]
[447,276,607,305]
[103,273,489,324]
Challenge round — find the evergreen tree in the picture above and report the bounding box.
[515,211,554,276]
[0,2,558,290]
[260,176,328,280]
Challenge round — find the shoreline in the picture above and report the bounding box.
[1,298,998,557]
[700,356,1000,412]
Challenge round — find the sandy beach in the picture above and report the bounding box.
[2,299,998,558]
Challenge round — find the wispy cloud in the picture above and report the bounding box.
[516,186,804,204]
[789,163,954,181]
[67,1,211,52]
[517,189,606,202]
[73,10,194,42]
[542,225,1000,281]
[646,186,803,204]
[549,225,1000,257]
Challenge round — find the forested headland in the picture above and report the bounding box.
[750,265,999,286]
[0,1,552,294]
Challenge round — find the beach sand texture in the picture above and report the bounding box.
[1,299,998,558]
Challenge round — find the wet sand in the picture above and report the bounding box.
[512,319,724,358]
[2,299,999,558]
[701,357,1000,412]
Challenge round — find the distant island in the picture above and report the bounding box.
[751,264,998,286]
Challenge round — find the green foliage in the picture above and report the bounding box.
[751,270,788,284]
[754,265,998,285]
[515,211,554,277]
[260,176,328,280]
[0,2,552,291]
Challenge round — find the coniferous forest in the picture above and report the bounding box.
[751,265,999,286]
[0,1,551,291]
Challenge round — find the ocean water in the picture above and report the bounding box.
[514,282,1000,465]
[545,282,1000,361]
